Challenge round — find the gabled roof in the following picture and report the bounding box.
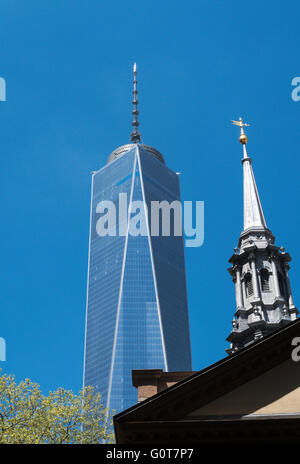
[114,319,300,444]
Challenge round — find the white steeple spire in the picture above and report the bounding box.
[232,118,267,231]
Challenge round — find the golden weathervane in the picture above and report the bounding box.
[232,117,250,145]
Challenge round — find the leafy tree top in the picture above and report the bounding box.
[0,371,114,444]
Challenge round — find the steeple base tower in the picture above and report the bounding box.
[227,228,298,355]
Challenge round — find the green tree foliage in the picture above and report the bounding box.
[0,371,114,444]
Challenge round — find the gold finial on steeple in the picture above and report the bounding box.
[232,117,250,145]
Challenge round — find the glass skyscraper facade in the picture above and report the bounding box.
[83,143,192,414]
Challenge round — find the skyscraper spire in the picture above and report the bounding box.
[232,118,267,231]
[226,117,298,355]
[130,63,141,144]
[106,63,165,165]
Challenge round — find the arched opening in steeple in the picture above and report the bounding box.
[244,273,253,298]
[260,269,270,292]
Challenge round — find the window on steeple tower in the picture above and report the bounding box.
[260,269,270,292]
[245,273,253,297]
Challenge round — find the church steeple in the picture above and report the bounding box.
[226,118,298,355]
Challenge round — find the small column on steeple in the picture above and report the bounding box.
[284,263,296,309]
[249,253,260,301]
[235,265,244,310]
[270,253,281,300]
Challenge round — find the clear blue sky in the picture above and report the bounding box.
[0,0,300,393]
